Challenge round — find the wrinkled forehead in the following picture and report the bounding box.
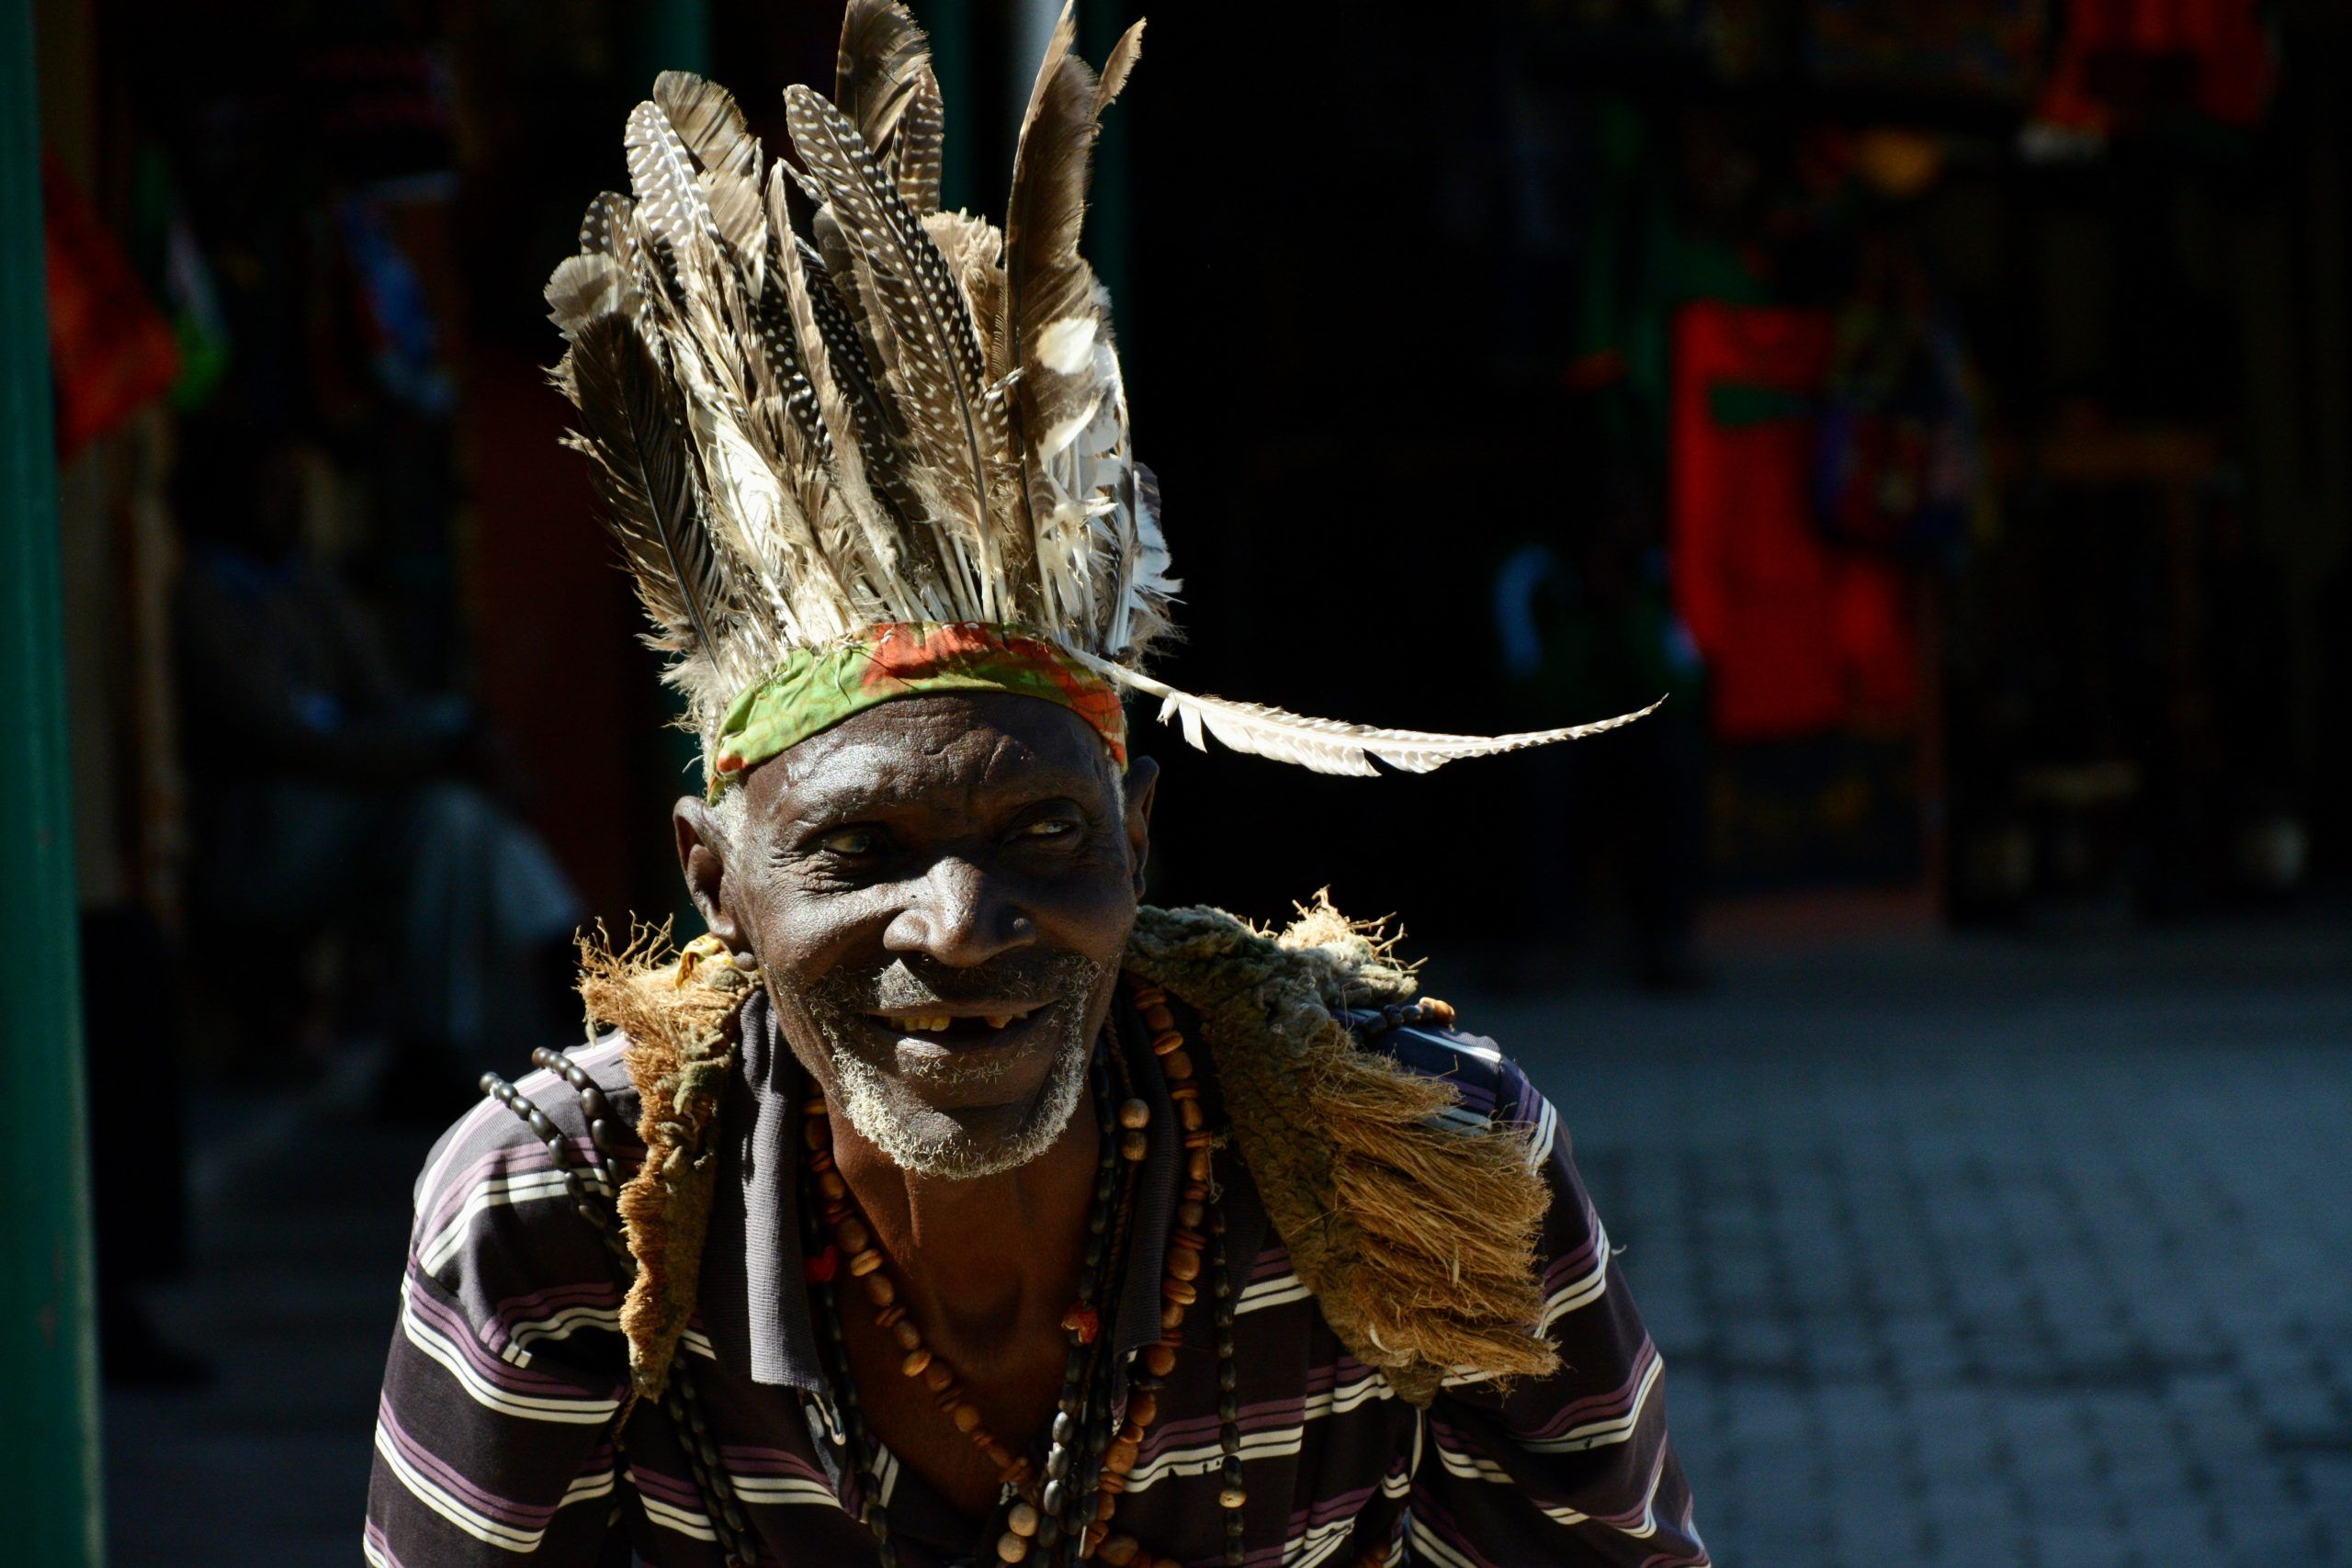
[742,692,1125,827]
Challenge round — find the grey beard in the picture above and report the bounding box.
[800,953,1104,1179]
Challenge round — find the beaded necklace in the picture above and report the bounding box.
[804,979,1245,1568]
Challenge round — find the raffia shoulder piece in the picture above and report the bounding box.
[1125,897,1558,1406]
[578,928,750,1400]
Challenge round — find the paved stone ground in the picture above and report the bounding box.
[106,918,2352,1565]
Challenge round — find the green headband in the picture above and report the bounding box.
[707,622,1129,796]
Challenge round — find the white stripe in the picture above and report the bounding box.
[1281,1514,1367,1567]
[1521,1350,1663,1456]
[876,1443,901,1506]
[729,1473,846,1509]
[374,1421,540,1551]
[1237,1269,1312,1315]
[628,1473,718,1542]
[401,1279,620,1426]
[1123,1371,1393,1492]
[1527,1095,1558,1167]
[1406,1514,1484,1568]
[509,1303,623,1353]
[361,1530,389,1567]
[1535,1218,1611,1333]
[1396,1025,1500,1065]
[419,1168,578,1275]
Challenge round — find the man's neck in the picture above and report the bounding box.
[828,1089,1100,1374]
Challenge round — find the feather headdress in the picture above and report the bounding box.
[548,0,1657,788]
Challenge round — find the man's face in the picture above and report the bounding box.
[676,693,1156,1179]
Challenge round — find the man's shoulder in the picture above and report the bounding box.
[1334,1005,1549,1135]
[408,1032,644,1283]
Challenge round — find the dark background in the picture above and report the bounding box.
[35,0,2352,1562]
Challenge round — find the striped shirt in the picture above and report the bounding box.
[366,990,1708,1566]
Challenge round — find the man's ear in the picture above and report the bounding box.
[673,796,744,948]
[1122,755,1159,899]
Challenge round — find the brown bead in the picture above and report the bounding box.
[891,1317,922,1351]
[1099,1471,1128,1495]
[816,1169,847,1200]
[1178,1099,1205,1132]
[1159,1049,1193,1080]
[1149,1030,1183,1056]
[1145,1344,1176,1377]
[1186,1149,1212,1183]
[1083,1522,1111,1554]
[1105,1437,1139,1473]
[863,1271,897,1306]
[1219,1485,1248,1509]
[1167,1247,1201,1282]
[1422,997,1457,1025]
[1127,1391,1159,1428]
[834,1217,871,1254]
[1166,1082,1202,1102]
[1098,1535,1141,1566]
[876,1303,907,1328]
[1120,1419,1145,1444]
[952,1399,983,1433]
[1176,1200,1204,1230]
[1006,1500,1040,1537]
[922,1359,954,1393]
[801,1119,831,1150]
[982,1438,1014,1471]
[1120,1129,1148,1162]
[996,1531,1029,1562]
[1004,1457,1035,1487]
[801,1096,830,1119]
[1181,1183,1208,1204]
[1095,1492,1118,1522]
[806,1147,836,1174]
[1159,1302,1185,1332]
[1126,985,1165,1009]
[900,1347,932,1376]
[822,1201,853,1224]
[1117,1098,1151,1130]
[1139,1005,1173,1030]
[848,1248,885,1277]
[1162,1278,1197,1305]
[1170,1227,1208,1252]
[1183,1130,1216,1149]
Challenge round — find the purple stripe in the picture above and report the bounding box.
[715,1445,833,1483]
[378,1395,561,1530]
[405,1270,610,1397]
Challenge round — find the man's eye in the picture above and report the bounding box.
[1020,818,1075,839]
[820,828,879,856]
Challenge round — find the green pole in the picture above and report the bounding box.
[917,0,979,213]
[0,0,104,1562]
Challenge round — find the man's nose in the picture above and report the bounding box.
[882,857,1036,967]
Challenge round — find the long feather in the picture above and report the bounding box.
[563,314,735,694]
[1068,649,1667,776]
[834,0,932,156]
[891,70,945,214]
[786,84,1004,614]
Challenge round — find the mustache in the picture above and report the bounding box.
[804,951,1103,1013]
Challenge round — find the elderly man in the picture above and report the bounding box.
[366,6,1703,1565]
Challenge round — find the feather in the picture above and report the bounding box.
[834,0,932,157]
[562,313,738,700]
[653,73,765,269]
[891,70,945,214]
[786,84,1006,614]
[1068,649,1668,777]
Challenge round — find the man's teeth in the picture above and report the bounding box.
[885,1010,1031,1033]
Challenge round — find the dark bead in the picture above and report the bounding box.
[1046,1447,1070,1480]
[1218,1362,1238,1393]
[1043,1480,1067,1516]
